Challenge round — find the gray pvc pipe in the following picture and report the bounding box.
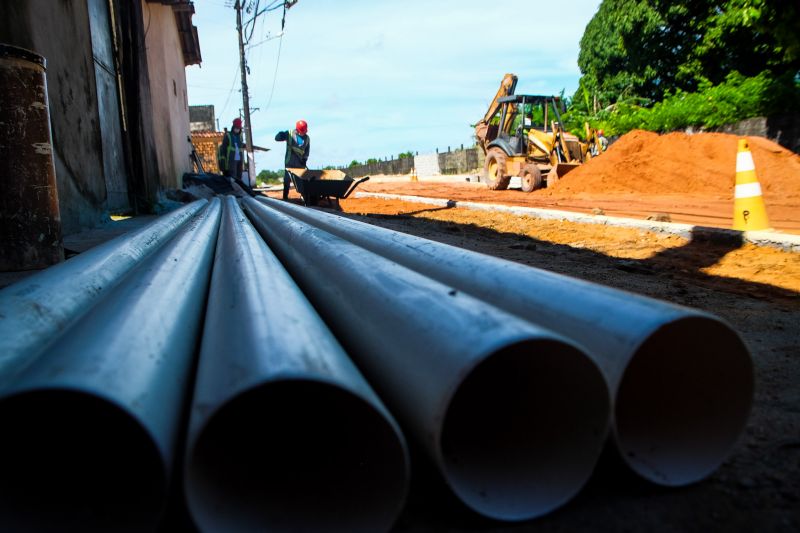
[257,196,754,487]
[0,199,208,384]
[243,197,610,521]
[0,199,221,531]
[184,197,409,532]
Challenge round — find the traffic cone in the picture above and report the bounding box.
[411,168,418,182]
[732,139,770,231]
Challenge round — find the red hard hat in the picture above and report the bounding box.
[232,118,242,128]
[296,120,308,135]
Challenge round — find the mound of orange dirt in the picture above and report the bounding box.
[545,130,800,199]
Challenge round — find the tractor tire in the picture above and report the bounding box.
[520,164,543,193]
[483,148,511,190]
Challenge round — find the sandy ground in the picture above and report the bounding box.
[265,186,799,532]
[333,195,800,295]
[356,178,800,234]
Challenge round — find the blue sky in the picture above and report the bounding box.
[186,0,601,171]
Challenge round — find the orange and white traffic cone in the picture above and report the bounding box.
[732,139,770,231]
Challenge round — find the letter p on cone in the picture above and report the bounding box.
[732,139,770,231]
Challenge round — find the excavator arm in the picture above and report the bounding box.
[475,73,518,152]
[481,73,517,124]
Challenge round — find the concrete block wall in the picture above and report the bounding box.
[712,115,800,154]
[344,157,415,178]
[342,146,485,178]
[438,148,482,175]
[413,153,440,176]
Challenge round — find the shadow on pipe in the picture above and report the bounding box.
[0,391,164,532]
[242,197,610,521]
[256,196,754,487]
[441,340,610,519]
[188,381,407,532]
[185,197,408,532]
[615,317,753,485]
[0,199,221,530]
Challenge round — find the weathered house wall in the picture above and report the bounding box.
[0,0,200,234]
[88,0,129,213]
[143,1,192,190]
[0,0,117,233]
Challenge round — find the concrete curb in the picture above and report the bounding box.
[354,192,800,253]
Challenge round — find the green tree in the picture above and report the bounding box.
[576,0,800,110]
[255,169,282,186]
[576,0,665,110]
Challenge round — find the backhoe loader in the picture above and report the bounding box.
[475,74,600,192]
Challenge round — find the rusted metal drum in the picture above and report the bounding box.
[0,44,63,271]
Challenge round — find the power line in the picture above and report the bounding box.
[260,0,292,116]
[219,65,241,119]
[262,33,284,116]
[246,31,283,49]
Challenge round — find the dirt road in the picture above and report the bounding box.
[357,180,800,233]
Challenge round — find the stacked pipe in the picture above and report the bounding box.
[184,197,409,532]
[242,197,612,521]
[0,191,754,531]
[252,196,755,488]
[0,199,220,531]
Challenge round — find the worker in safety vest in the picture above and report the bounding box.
[218,118,257,196]
[218,118,246,180]
[275,120,310,200]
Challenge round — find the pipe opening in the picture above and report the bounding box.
[0,390,166,532]
[186,379,408,532]
[615,317,754,486]
[440,340,610,521]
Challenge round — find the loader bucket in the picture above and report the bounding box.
[546,163,580,188]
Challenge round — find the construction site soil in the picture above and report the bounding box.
[269,131,798,531]
[357,131,800,233]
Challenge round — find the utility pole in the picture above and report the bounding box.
[235,0,255,181]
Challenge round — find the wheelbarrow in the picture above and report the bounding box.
[286,168,370,208]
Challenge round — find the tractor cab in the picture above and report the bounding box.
[491,94,574,163]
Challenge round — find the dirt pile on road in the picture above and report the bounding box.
[546,130,800,198]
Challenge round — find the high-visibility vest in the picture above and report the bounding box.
[284,130,310,166]
[218,132,242,171]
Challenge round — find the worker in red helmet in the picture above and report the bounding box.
[275,120,310,200]
[219,117,246,180]
[217,117,256,196]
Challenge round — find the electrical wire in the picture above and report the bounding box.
[244,0,260,43]
[219,65,241,119]
[262,32,283,115]
[242,0,283,44]
[262,1,291,115]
